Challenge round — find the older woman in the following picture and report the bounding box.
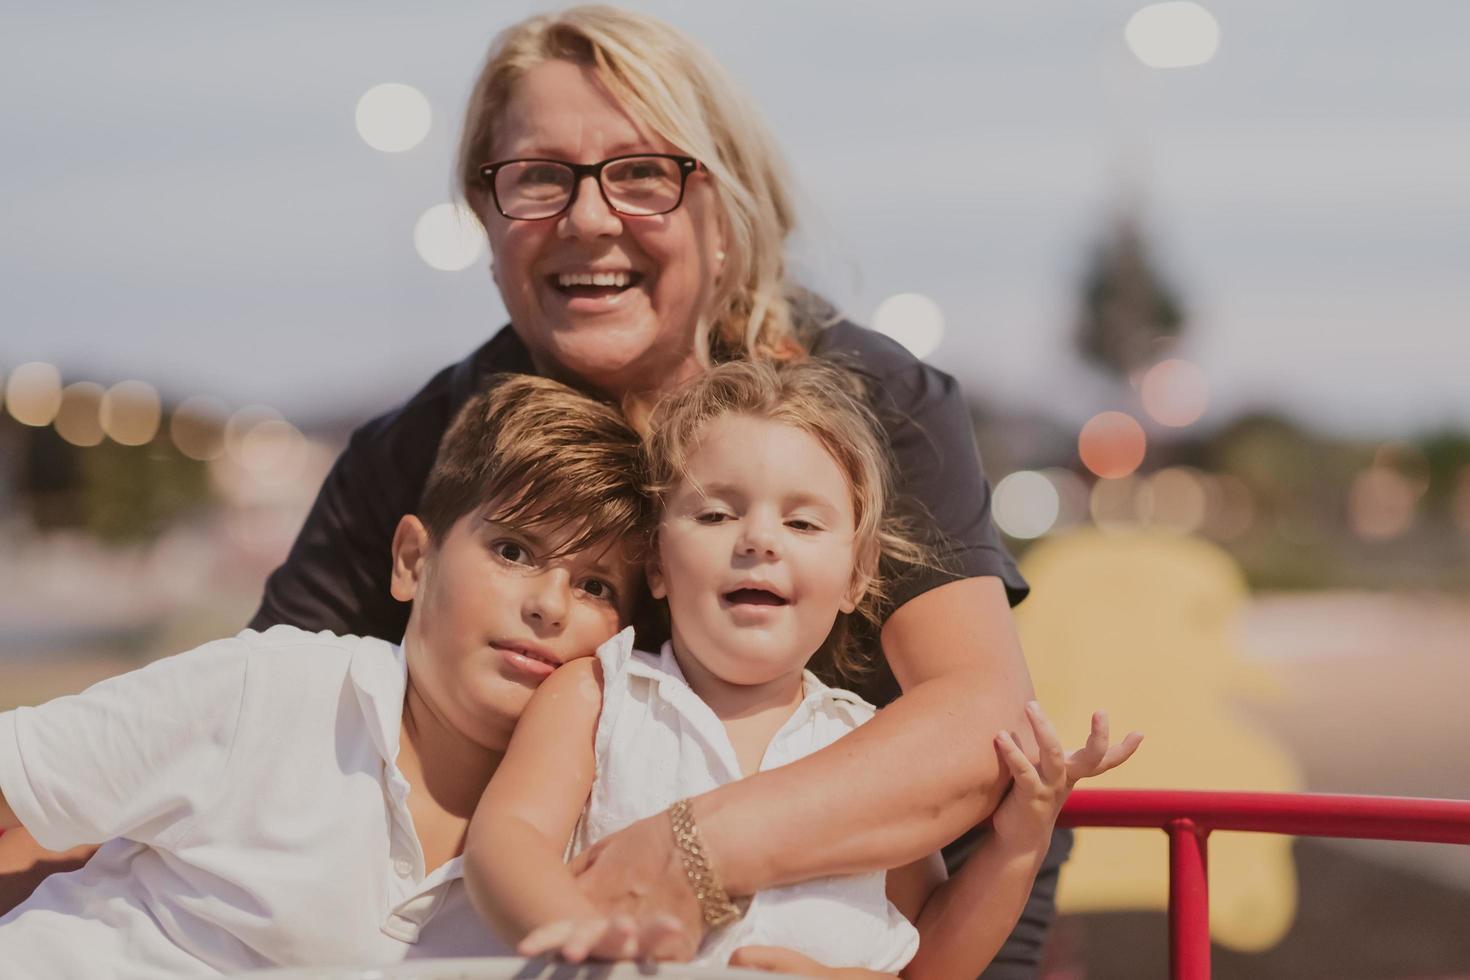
[0,7,1063,977]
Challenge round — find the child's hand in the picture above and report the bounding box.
[518,912,688,963]
[989,701,1142,853]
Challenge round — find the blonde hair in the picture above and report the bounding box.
[643,358,928,677]
[456,5,809,365]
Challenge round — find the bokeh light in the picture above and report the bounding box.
[1202,474,1255,540]
[53,381,106,447]
[224,405,285,462]
[238,418,309,486]
[1144,466,1209,533]
[100,380,162,446]
[1090,475,1142,532]
[1347,467,1417,540]
[993,470,1060,539]
[1042,467,1091,531]
[1125,2,1220,69]
[170,395,230,461]
[4,361,63,426]
[414,202,486,272]
[355,83,432,153]
[1140,358,1210,427]
[871,292,945,360]
[1079,411,1148,479]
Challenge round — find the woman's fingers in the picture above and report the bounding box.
[518,919,578,957]
[637,913,692,961]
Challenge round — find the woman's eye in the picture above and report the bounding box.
[493,541,533,565]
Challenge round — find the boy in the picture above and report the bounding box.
[0,375,648,977]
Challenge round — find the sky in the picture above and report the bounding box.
[1,0,1467,438]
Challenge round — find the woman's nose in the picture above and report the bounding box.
[557,175,622,240]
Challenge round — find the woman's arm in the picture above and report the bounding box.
[573,576,1033,919]
[902,706,1142,979]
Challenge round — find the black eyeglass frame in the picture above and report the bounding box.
[477,154,701,220]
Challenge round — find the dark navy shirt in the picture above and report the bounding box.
[249,320,1027,706]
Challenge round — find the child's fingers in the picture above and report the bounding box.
[1025,701,1068,787]
[996,730,1043,793]
[1066,711,1112,774]
[1094,731,1145,774]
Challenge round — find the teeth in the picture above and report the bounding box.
[557,271,632,288]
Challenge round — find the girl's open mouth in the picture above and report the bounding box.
[723,588,788,606]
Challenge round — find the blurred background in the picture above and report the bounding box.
[1,1,1467,976]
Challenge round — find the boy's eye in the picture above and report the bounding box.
[492,541,533,565]
[580,578,618,603]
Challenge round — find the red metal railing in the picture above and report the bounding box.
[1058,789,1470,980]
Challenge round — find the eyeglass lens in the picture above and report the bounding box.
[494,157,685,219]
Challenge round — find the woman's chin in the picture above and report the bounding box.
[543,321,694,390]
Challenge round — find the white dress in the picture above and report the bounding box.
[575,629,920,972]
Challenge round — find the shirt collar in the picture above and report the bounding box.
[628,640,869,718]
[347,636,409,767]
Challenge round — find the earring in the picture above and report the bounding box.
[715,249,726,264]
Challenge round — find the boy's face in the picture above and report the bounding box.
[392,507,638,751]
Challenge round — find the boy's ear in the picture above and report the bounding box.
[390,515,432,602]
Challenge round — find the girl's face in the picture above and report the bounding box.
[480,58,724,400]
[649,413,864,688]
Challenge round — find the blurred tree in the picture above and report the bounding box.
[1417,430,1470,514]
[1074,215,1185,380]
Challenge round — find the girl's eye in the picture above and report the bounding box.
[786,518,821,532]
[580,578,618,603]
[492,541,533,565]
[694,511,731,524]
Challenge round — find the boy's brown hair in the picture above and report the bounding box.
[643,357,930,678]
[418,374,650,558]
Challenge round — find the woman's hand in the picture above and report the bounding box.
[729,945,898,978]
[569,810,705,961]
[518,912,688,963]
[989,701,1142,854]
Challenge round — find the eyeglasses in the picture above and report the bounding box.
[478,154,701,221]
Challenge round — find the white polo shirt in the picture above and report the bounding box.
[577,631,919,972]
[0,625,510,978]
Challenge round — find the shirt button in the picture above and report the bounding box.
[394,858,413,877]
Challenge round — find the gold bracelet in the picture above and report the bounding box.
[668,798,742,927]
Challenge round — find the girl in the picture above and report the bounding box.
[465,359,1140,977]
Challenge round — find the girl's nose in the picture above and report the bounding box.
[737,516,780,557]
